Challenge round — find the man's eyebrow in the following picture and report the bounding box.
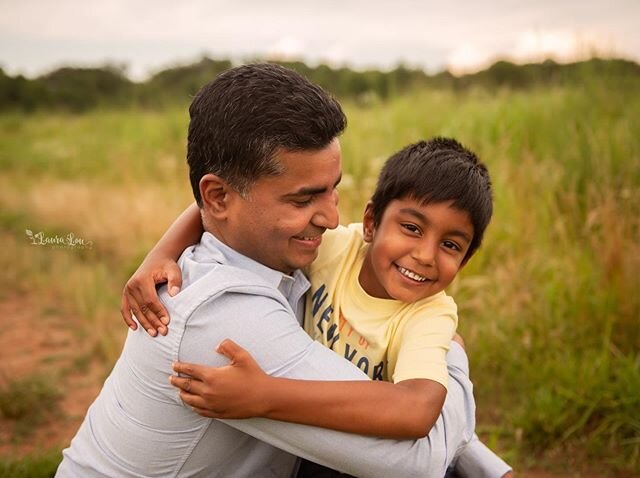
[399,207,473,243]
[287,173,342,196]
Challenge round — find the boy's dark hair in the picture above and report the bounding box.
[370,137,493,262]
[187,63,347,204]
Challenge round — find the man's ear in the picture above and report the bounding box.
[199,174,235,219]
[362,201,376,243]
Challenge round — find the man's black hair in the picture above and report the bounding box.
[187,63,347,203]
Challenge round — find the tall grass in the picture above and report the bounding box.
[0,78,638,473]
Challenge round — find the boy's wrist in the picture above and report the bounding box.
[259,376,283,418]
[146,242,181,263]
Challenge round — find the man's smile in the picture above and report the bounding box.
[292,234,323,248]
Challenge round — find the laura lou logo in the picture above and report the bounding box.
[25,229,93,249]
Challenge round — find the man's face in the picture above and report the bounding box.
[225,139,342,274]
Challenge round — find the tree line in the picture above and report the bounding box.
[1,57,638,112]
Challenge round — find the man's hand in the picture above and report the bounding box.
[170,339,271,418]
[120,254,182,336]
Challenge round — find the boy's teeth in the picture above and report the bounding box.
[397,266,427,282]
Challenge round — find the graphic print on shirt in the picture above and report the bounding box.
[310,284,386,381]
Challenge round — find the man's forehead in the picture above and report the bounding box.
[267,140,342,184]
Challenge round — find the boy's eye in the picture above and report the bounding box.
[401,223,421,234]
[442,240,461,251]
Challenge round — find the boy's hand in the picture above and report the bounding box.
[120,254,182,336]
[170,339,270,419]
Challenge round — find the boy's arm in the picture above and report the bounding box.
[227,341,475,477]
[172,339,445,439]
[177,293,476,476]
[120,202,202,335]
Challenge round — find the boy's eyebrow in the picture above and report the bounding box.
[399,207,473,243]
[286,173,342,196]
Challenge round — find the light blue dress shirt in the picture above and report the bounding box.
[56,231,503,478]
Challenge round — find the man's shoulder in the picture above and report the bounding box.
[162,262,289,318]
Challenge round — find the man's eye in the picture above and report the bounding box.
[292,197,313,207]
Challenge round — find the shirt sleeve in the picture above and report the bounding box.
[181,292,475,478]
[391,303,458,387]
[453,433,512,478]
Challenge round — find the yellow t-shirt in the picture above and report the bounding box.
[304,224,458,388]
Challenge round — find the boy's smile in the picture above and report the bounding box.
[359,198,474,303]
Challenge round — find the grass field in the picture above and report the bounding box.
[0,78,638,476]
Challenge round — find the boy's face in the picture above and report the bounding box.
[359,198,474,303]
[222,139,342,274]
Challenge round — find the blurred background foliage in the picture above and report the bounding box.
[0,57,638,476]
[1,56,639,112]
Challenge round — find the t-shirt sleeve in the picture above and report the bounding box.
[391,298,458,387]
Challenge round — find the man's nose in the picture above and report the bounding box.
[313,190,339,230]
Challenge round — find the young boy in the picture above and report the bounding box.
[124,137,510,476]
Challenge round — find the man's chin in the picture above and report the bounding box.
[287,249,319,272]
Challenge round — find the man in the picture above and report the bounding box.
[59,63,510,477]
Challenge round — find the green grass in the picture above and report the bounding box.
[0,450,61,478]
[0,374,62,439]
[0,77,638,474]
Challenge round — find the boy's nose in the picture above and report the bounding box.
[412,241,437,267]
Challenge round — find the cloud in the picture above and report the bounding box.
[447,45,494,75]
[266,36,306,60]
[510,28,614,63]
[0,0,638,79]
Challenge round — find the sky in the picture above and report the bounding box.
[1,0,639,80]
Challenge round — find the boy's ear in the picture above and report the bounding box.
[362,201,376,243]
[199,174,235,219]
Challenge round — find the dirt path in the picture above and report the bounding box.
[0,295,107,457]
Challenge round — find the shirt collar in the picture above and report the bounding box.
[198,232,310,304]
